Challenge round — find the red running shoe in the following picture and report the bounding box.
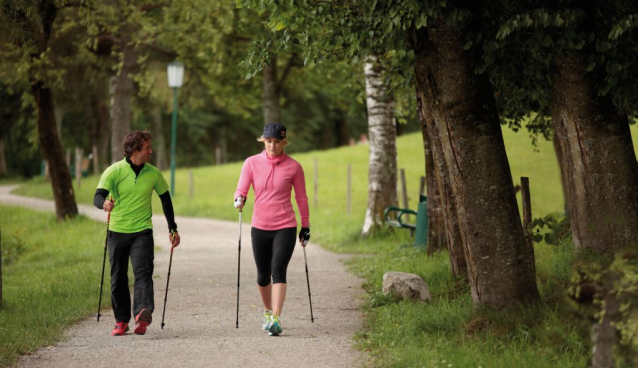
[134,308,152,335]
[111,322,129,336]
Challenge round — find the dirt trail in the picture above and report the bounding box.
[0,185,366,368]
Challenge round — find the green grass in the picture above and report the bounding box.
[10,125,638,367]
[0,205,111,367]
[349,242,588,367]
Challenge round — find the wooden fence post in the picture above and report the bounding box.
[75,147,83,189]
[314,158,318,208]
[347,164,351,215]
[189,171,194,200]
[92,145,99,175]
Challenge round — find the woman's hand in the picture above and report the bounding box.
[234,196,246,210]
[299,227,310,247]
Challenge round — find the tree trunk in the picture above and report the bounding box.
[551,52,638,255]
[85,97,101,173]
[0,138,6,177]
[361,55,398,237]
[152,107,168,170]
[335,109,349,147]
[97,98,111,168]
[262,55,282,124]
[111,43,136,163]
[411,23,539,307]
[418,94,446,255]
[417,88,467,277]
[590,273,622,368]
[552,132,570,217]
[32,82,78,220]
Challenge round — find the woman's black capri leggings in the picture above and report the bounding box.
[251,227,297,286]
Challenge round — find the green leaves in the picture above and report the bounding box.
[530,213,570,246]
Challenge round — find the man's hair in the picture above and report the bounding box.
[122,130,152,157]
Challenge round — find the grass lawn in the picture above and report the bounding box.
[10,125,638,367]
[0,206,110,366]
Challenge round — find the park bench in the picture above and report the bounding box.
[384,194,428,249]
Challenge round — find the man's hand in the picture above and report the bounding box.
[299,227,310,247]
[170,231,180,249]
[103,198,115,212]
[234,196,245,210]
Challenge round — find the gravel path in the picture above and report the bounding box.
[0,185,367,368]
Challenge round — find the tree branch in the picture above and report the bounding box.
[140,42,177,59]
[140,3,166,12]
[277,52,301,93]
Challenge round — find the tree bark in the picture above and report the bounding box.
[410,22,539,307]
[417,88,467,277]
[152,107,168,170]
[551,52,638,255]
[111,42,136,163]
[97,98,111,168]
[361,55,398,237]
[335,109,350,147]
[418,94,446,255]
[0,138,6,177]
[552,132,570,217]
[590,273,622,368]
[262,55,282,124]
[32,82,78,220]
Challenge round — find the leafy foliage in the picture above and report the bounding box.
[568,253,638,366]
[530,213,571,245]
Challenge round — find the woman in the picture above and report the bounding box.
[234,123,311,336]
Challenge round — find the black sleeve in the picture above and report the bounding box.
[159,191,177,232]
[94,189,110,209]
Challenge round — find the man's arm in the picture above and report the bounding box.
[94,189,110,209]
[159,191,177,232]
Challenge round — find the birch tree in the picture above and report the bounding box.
[361,55,398,236]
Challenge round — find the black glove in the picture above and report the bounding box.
[299,227,310,244]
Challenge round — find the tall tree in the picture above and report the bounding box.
[0,0,78,220]
[262,55,282,124]
[361,55,398,236]
[417,92,466,275]
[489,2,638,255]
[410,18,539,306]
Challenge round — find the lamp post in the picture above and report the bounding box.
[167,61,184,196]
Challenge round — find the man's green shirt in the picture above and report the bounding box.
[97,159,169,233]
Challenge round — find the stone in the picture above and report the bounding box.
[382,272,431,302]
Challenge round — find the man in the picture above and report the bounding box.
[94,130,180,336]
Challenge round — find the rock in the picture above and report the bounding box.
[382,272,431,302]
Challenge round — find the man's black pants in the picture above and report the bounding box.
[108,229,154,323]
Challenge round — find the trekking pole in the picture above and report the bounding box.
[97,196,112,322]
[302,245,314,323]
[234,197,243,328]
[161,231,176,329]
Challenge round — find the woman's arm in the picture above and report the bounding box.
[234,160,253,201]
[292,164,310,228]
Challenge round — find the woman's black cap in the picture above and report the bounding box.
[263,123,287,139]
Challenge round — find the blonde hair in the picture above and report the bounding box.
[257,136,290,146]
